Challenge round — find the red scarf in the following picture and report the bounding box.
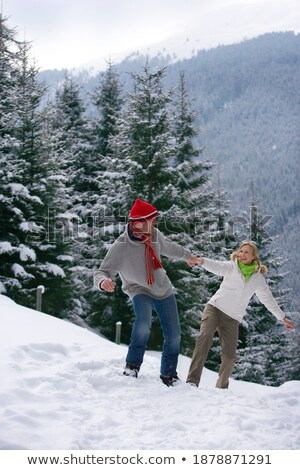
[129,222,163,284]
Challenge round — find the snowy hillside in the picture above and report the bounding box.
[0,294,299,451]
[79,0,300,73]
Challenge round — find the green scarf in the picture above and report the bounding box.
[238,260,257,281]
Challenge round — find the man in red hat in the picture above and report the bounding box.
[94,198,198,386]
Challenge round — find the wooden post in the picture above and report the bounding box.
[36,285,45,312]
[115,321,122,345]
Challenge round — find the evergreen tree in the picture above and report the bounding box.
[45,75,93,318]
[0,19,43,306]
[84,63,133,342]
[51,75,88,193]
[0,15,27,297]
[92,61,123,158]
[0,18,74,316]
[112,64,177,204]
[163,71,216,354]
[15,41,75,317]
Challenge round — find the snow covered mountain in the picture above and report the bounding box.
[1,294,299,451]
[79,0,300,73]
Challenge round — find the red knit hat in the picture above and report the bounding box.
[129,198,158,221]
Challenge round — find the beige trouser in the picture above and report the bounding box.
[187,304,239,389]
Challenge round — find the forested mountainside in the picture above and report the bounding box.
[166,32,300,301]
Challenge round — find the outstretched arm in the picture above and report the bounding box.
[157,230,193,261]
[187,256,233,277]
[255,280,294,329]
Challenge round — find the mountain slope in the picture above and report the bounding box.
[1,294,300,450]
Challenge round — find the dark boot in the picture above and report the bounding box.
[160,374,180,387]
[123,363,140,378]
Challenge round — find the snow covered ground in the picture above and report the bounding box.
[0,294,299,453]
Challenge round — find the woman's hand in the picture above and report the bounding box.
[282,317,294,330]
[187,256,204,267]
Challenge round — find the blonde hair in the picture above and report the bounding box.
[230,241,268,275]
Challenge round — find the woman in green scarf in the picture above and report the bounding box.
[186,241,294,389]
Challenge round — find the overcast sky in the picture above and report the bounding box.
[3,0,299,70]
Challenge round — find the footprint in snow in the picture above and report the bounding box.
[11,343,68,365]
[75,360,105,371]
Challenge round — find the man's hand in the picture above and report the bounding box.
[100,279,116,292]
[187,256,204,267]
[282,317,294,330]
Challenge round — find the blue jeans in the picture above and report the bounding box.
[126,294,181,377]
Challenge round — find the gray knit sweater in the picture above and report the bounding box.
[93,227,192,299]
